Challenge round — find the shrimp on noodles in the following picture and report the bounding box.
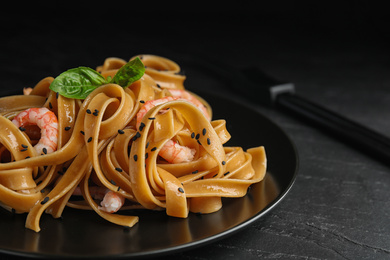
[159,139,195,163]
[98,190,125,213]
[73,186,125,213]
[136,97,196,163]
[11,107,58,155]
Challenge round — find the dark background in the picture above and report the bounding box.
[1,2,390,259]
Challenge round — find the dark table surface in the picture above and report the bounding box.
[1,4,390,260]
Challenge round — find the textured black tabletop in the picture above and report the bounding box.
[1,3,390,259]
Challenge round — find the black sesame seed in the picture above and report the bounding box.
[148,117,156,120]
[132,132,141,141]
[25,156,30,159]
[151,147,157,152]
[64,126,71,131]
[192,170,198,174]
[110,179,116,185]
[140,100,145,103]
[56,92,59,99]
[202,128,207,135]
[156,84,161,88]
[117,186,121,191]
[118,129,125,134]
[49,102,53,109]
[115,167,123,172]
[145,153,148,159]
[224,171,230,176]
[134,154,138,161]
[146,142,150,149]
[80,130,85,135]
[195,133,200,140]
[86,109,91,114]
[93,109,99,116]
[207,138,211,145]
[178,187,184,193]
[21,144,28,148]
[41,197,49,205]
[42,148,47,154]
[40,189,45,193]
[139,122,145,131]
[191,132,195,138]
[20,148,27,152]
[197,140,202,145]
[222,161,226,165]
[87,137,93,143]
[19,127,26,131]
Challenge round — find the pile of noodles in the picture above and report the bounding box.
[0,55,266,232]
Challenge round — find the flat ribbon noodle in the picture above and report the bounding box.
[129,100,226,214]
[132,55,185,90]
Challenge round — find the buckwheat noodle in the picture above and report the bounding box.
[0,55,266,232]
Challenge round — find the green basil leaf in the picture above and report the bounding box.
[110,57,145,88]
[49,67,107,99]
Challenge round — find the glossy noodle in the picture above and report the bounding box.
[0,55,266,232]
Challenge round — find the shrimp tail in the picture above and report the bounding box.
[98,191,125,213]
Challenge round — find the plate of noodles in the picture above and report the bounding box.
[0,55,298,258]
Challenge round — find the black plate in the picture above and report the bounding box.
[0,60,298,259]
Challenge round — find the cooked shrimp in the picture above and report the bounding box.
[12,108,58,155]
[159,139,195,163]
[169,89,210,120]
[73,186,125,213]
[99,190,125,213]
[136,96,178,129]
[136,97,196,163]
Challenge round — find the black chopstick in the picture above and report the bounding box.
[276,93,390,166]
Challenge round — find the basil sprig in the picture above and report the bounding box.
[49,57,145,99]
